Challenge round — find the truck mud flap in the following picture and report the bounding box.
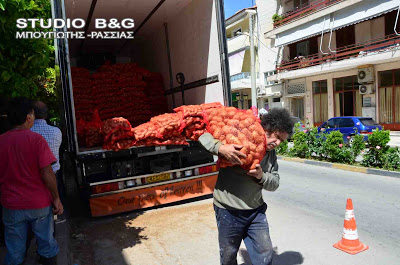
[89,174,218,217]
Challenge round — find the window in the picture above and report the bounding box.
[334,76,362,117]
[288,36,318,60]
[294,0,309,10]
[385,10,400,36]
[359,118,379,126]
[264,71,277,86]
[336,25,355,48]
[233,28,242,36]
[273,98,280,103]
[291,98,304,121]
[327,119,339,128]
[312,80,328,123]
[379,70,400,124]
[339,118,354,128]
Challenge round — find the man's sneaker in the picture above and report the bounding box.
[55,217,66,224]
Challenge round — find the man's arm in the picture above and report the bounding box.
[247,152,280,191]
[199,133,246,165]
[41,165,63,215]
[198,133,222,156]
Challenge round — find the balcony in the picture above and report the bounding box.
[273,0,345,28]
[230,72,260,91]
[227,34,250,54]
[276,34,400,73]
[258,83,283,98]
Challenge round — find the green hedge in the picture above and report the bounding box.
[279,127,399,171]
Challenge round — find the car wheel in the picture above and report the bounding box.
[349,137,355,144]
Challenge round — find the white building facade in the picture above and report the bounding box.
[257,0,400,130]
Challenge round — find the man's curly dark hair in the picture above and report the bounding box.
[260,108,294,135]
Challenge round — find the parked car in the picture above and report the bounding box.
[317,117,382,142]
[288,116,307,140]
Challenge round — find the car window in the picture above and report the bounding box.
[291,117,301,124]
[359,118,379,126]
[339,118,354,128]
[321,122,327,128]
[327,119,338,128]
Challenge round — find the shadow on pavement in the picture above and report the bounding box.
[239,248,304,265]
[70,211,146,265]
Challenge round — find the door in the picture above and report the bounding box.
[338,118,355,140]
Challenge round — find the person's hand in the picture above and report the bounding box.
[247,164,263,180]
[53,198,64,215]
[218,144,247,165]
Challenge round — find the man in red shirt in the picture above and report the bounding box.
[0,98,63,265]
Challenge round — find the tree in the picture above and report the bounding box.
[0,0,55,98]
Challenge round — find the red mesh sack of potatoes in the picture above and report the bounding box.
[85,110,103,148]
[102,118,135,151]
[104,139,135,152]
[150,113,183,138]
[102,117,132,142]
[131,121,160,142]
[174,102,223,118]
[203,107,266,170]
[135,134,188,147]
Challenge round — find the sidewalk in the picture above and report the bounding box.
[278,156,400,178]
[0,217,72,265]
[389,131,400,147]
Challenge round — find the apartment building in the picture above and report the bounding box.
[260,0,400,130]
[226,6,261,109]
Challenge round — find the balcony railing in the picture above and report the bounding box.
[276,34,400,73]
[230,72,260,82]
[274,0,344,28]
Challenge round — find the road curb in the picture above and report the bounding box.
[278,156,400,178]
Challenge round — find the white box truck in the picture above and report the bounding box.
[53,0,231,216]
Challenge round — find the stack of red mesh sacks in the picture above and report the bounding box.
[95,62,153,127]
[132,113,188,146]
[203,106,267,170]
[102,117,135,151]
[71,67,93,122]
[143,72,168,117]
[174,102,223,141]
[70,67,101,147]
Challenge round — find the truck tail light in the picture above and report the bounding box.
[360,130,372,134]
[198,165,219,175]
[92,181,124,194]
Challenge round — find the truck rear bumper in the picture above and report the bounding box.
[89,174,218,217]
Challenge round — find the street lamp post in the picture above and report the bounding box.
[248,10,257,109]
[238,9,258,109]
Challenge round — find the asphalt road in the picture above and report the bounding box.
[65,160,400,265]
[264,160,400,265]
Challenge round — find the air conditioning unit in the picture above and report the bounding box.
[257,86,265,97]
[357,67,374,83]
[359,84,374,95]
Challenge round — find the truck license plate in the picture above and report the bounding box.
[146,173,171,184]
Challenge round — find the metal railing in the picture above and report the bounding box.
[230,72,260,82]
[274,0,344,28]
[277,33,400,72]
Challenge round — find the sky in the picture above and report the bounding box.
[224,0,255,19]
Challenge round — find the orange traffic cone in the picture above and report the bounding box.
[333,199,369,254]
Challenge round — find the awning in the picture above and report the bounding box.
[228,50,245,76]
[275,0,399,47]
[275,16,326,47]
[332,0,399,31]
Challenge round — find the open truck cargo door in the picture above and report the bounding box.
[53,0,231,216]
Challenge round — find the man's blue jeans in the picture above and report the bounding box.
[214,203,273,265]
[2,206,59,265]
